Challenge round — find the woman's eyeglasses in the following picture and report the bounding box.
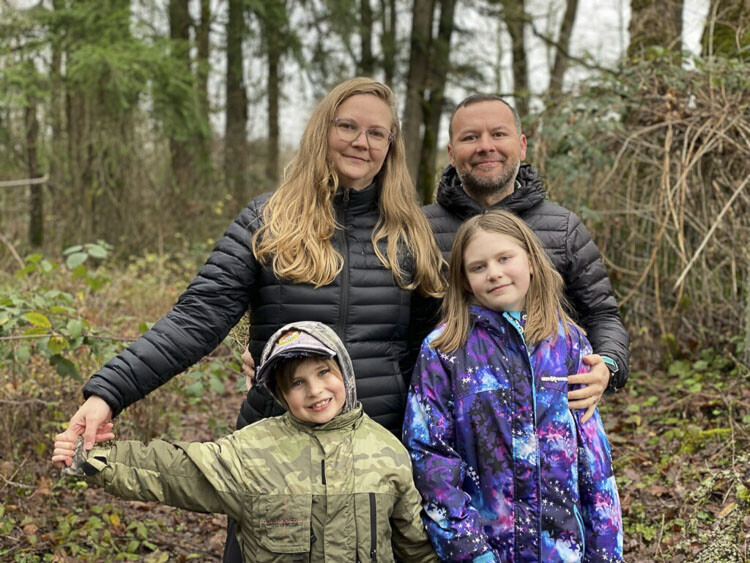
[331,118,393,149]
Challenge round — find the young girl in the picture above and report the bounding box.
[403,210,622,562]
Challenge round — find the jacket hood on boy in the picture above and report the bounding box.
[255,321,357,415]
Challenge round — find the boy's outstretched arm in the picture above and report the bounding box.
[403,342,499,563]
[58,435,247,521]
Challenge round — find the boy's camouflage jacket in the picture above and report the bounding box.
[83,322,437,562]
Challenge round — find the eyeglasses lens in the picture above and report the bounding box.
[334,120,391,149]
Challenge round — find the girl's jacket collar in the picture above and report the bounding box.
[469,305,526,335]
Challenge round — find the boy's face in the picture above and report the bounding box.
[281,357,346,424]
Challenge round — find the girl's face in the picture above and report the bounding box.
[327,94,392,190]
[281,357,346,424]
[463,229,532,313]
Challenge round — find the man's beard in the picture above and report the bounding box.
[457,158,520,201]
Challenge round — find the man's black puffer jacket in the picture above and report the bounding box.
[420,163,630,390]
[83,182,414,434]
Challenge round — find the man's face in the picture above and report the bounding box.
[447,101,527,201]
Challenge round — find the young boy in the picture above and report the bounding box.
[54,321,437,562]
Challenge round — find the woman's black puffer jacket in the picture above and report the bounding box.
[83,182,415,434]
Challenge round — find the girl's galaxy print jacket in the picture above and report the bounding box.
[403,305,623,562]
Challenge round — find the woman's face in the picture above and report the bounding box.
[327,94,392,190]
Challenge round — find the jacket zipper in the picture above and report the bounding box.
[336,189,350,340]
[504,311,542,560]
[321,459,326,485]
[369,492,377,562]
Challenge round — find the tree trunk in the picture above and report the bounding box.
[26,98,43,248]
[549,0,578,94]
[628,0,683,57]
[417,0,456,204]
[225,0,249,203]
[196,0,211,123]
[359,0,375,75]
[379,0,397,86]
[49,0,64,237]
[265,25,281,188]
[168,0,193,193]
[403,0,434,186]
[499,0,529,116]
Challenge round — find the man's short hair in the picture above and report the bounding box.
[448,94,522,141]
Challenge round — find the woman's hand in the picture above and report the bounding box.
[241,347,256,391]
[52,396,115,467]
[567,355,610,424]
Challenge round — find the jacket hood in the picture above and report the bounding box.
[255,321,357,416]
[436,163,547,220]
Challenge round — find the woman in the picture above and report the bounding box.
[55,77,445,560]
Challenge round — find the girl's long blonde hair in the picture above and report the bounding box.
[253,77,445,297]
[432,210,580,352]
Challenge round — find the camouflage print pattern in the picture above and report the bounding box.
[83,320,437,562]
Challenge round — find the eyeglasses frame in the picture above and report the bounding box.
[331,118,394,148]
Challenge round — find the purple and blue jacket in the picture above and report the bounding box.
[403,306,623,562]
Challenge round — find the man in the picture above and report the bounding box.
[418,94,629,419]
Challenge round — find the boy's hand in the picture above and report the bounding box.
[53,421,114,468]
[58,437,87,476]
[241,347,256,391]
[567,355,609,424]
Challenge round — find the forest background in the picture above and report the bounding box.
[0,0,748,560]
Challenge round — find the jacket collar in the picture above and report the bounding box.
[469,304,526,336]
[285,402,364,433]
[333,180,381,214]
[436,163,546,220]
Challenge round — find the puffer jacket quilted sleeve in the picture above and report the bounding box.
[555,206,628,386]
[82,197,266,416]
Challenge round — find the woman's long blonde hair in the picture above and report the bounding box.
[253,77,445,297]
[432,210,580,352]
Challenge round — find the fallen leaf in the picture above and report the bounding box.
[649,485,670,497]
[23,523,38,535]
[36,475,52,496]
[717,502,736,518]
[0,461,14,478]
[207,530,225,553]
[144,551,169,563]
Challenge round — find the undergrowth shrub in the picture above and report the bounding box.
[530,53,750,365]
